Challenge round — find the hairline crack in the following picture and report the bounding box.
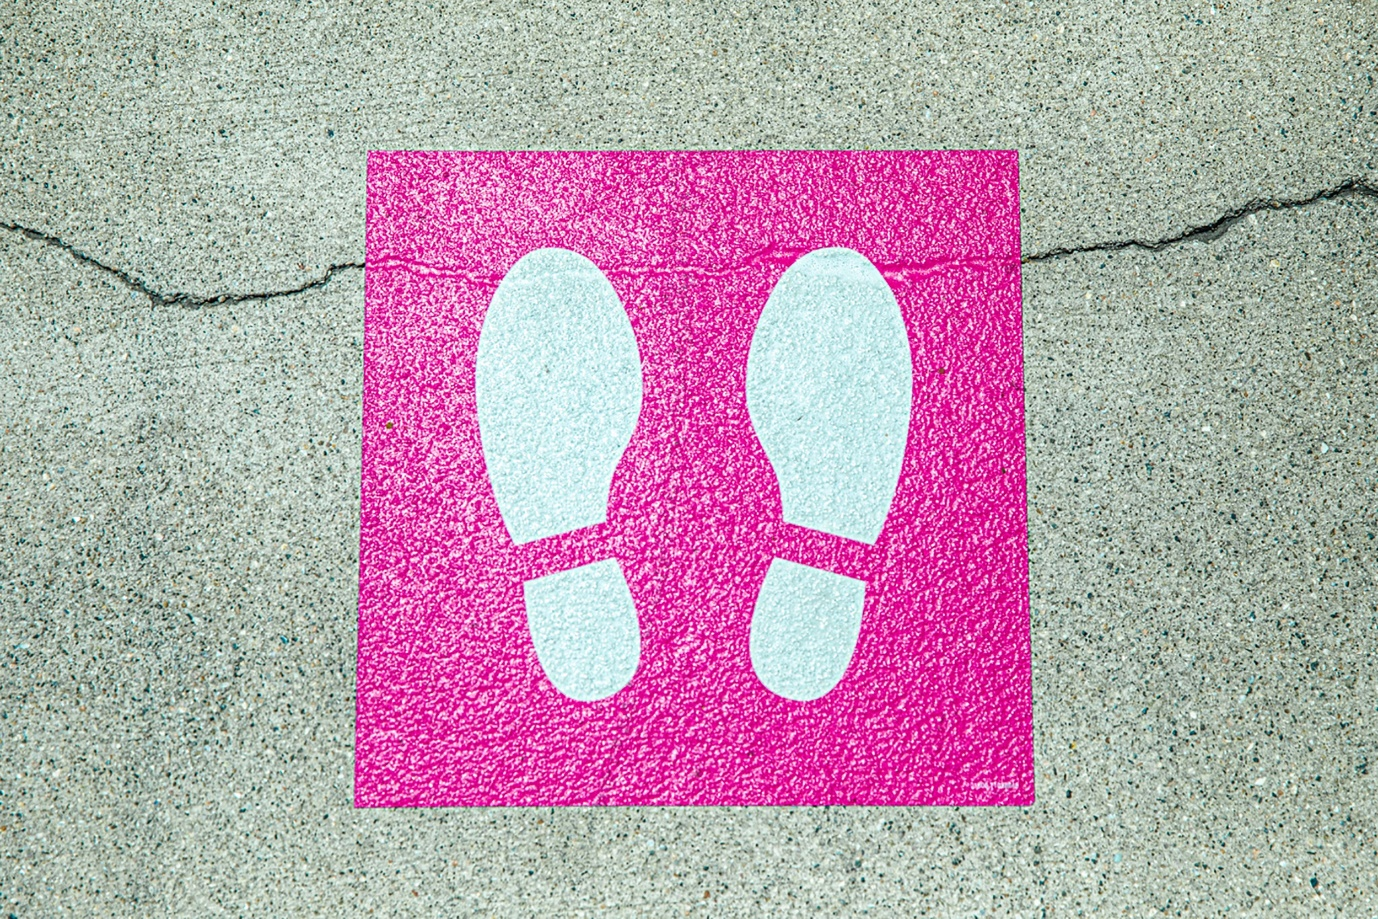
[0,220,362,307]
[3,177,1374,298]
[1021,177,1377,264]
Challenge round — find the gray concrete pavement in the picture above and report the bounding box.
[3,0,1375,295]
[2,0,1377,915]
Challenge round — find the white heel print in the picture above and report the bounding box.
[476,249,643,702]
[746,248,913,701]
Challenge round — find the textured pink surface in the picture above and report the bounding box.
[358,151,1030,806]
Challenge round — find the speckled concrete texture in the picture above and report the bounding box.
[2,0,1377,914]
[3,0,1376,295]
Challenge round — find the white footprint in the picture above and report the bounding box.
[476,248,643,702]
[746,248,913,701]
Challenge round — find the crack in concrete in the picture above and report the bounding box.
[0,220,362,307]
[1020,177,1377,264]
[370,248,1001,284]
[3,177,1374,301]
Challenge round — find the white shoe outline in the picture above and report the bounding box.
[476,248,644,702]
[745,247,913,701]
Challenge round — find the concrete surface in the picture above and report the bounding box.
[2,0,1376,914]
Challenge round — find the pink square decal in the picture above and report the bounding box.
[358,151,1031,806]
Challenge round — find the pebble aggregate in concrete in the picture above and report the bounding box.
[3,190,1374,917]
[2,0,1377,914]
[1,1,1374,294]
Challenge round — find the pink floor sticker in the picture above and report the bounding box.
[358,151,1031,806]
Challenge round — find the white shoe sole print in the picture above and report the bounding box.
[476,248,644,702]
[746,248,913,701]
